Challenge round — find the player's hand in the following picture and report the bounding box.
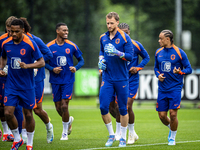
[173,67,181,74]
[129,67,138,74]
[18,61,28,69]
[69,66,76,73]
[158,73,166,82]
[0,70,6,77]
[104,43,124,58]
[53,67,62,74]
[98,59,106,70]
[34,69,38,77]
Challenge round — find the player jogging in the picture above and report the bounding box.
[46,22,84,140]
[154,29,192,145]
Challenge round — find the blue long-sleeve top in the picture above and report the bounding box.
[99,28,133,81]
[154,44,192,92]
[128,40,150,82]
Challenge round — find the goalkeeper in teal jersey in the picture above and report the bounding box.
[154,30,192,146]
[98,12,133,147]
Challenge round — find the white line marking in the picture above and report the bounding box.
[77,140,200,150]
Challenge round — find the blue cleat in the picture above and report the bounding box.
[105,135,115,147]
[11,139,24,150]
[168,139,176,145]
[47,124,54,143]
[168,130,171,142]
[119,138,126,147]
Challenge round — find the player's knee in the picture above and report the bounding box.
[4,110,13,120]
[61,104,68,112]
[169,111,177,121]
[33,108,41,116]
[119,107,128,116]
[100,105,109,115]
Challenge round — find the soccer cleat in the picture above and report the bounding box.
[115,134,121,141]
[68,116,74,135]
[47,124,54,143]
[11,139,24,150]
[168,139,176,145]
[119,138,126,147]
[22,136,27,144]
[127,131,139,144]
[2,134,14,142]
[168,130,171,142]
[0,129,2,140]
[26,145,33,150]
[60,133,68,140]
[105,135,115,147]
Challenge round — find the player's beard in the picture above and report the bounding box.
[109,26,117,33]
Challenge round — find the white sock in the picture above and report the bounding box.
[1,121,9,134]
[171,130,177,140]
[105,122,114,135]
[120,126,127,140]
[115,122,121,136]
[62,121,69,134]
[128,123,134,134]
[45,122,52,130]
[27,131,35,146]
[167,124,170,129]
[11,128,21,142]
[21,129,27,138]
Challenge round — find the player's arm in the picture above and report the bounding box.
[19,57,45,69]
[69,55,84,73]
[0,56,7,77]
[34,36,53,61]
[173,51,192,75]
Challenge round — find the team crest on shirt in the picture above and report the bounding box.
[20,49,26,55]
[57,56,67,66]
[171,54,175,60]
[161,61,171,72]
[11,57,21,69]
[65,48,70,54]
[115,38,120,44]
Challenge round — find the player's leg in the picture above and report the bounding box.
[99,79,115,147]
[21,109,27,143]
[114,98,121,141]
[60,83,74,140]
[115,80,129,147]
[168,90,181,145]
[52,83,62,116]
[20,88,36,150]
[4,89,24,150]
[34,80,53,143]
[127,82,139,144]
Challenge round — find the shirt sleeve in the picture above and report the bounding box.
[123,35,133,61]
[154,52,160,78]
[179,50,192,75]
[31,40,43,61]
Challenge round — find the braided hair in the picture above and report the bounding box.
[118,23,130,30]
[161,30,174,44]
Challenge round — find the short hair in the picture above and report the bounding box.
[56,22,67,30]
[11,19,24,29]
[118,23,130,30]
[161,29,174,44]
[106,12,119,21]
[20,17,31,33]
[5,16,17,27]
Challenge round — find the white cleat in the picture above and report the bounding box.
[68,116,74,135]
[127,132,139,144]
[47,124,54,143]
[60,133,68,140]
[115,134,121,141]
[22,136,27,144]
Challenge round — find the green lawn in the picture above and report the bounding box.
[0,95,200,150]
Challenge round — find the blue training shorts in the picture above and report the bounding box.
[156,90,181,111]
[99,79,128,116]
[4,88,36,109]
[51,82,73,102]
[35,80,44,104]
[128,81,139,99]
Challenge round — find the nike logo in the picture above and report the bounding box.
[66,95,69,97]
[52,51,57,53]
[174,104,178,106]
[130,93,134,95]
[7,50,11,52]
[159,55,163,57]
[30,103,34,107]
[103,40,106,42]
[122,85,127,88]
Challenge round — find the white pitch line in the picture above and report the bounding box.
[78,140,200,150]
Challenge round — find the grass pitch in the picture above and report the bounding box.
[0,95,200,150]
